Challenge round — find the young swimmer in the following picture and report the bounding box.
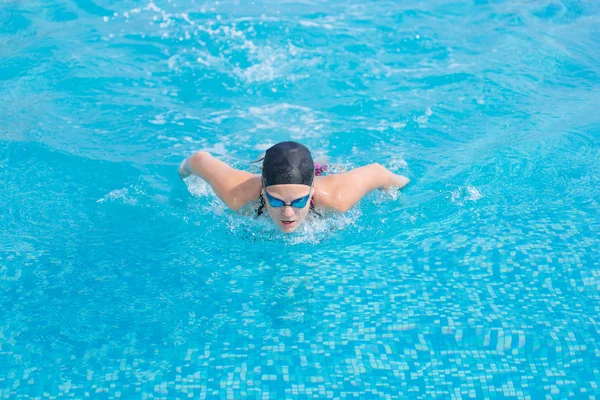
[179,141,410,233]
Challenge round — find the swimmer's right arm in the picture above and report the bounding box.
[179,151,262,211]
[315,163,409,212]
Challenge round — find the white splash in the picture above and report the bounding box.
[183,176,225,219]
[466,186,483,201]
[97,188,140,205]
[450,185,483,205]
[415,108,433,127]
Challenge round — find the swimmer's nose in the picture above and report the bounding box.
[282,206,295,218]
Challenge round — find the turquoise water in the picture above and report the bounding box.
[2,0,600,398]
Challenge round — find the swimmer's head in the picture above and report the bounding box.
[262,141,314,186]
[261,141,314,233]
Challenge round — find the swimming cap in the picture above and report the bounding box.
[262,141,314,187]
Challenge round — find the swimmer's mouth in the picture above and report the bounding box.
[281,220,295,226]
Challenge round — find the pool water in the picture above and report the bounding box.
[2,0,600,398]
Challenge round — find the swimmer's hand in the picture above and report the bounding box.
[386,173,410,190]
[178,158,192,179]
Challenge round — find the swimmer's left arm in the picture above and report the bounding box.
[315,163,409,212]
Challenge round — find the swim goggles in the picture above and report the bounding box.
[264,191,311,208]
[262,179,312,208]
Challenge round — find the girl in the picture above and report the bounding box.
[179,141,409,233]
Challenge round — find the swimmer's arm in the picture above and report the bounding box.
[315,163,409,212]
[179,151,262,211]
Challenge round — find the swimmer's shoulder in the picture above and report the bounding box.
[230,174,262,211]
[312,175,344,211]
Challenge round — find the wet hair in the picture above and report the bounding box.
[262,141,314,187]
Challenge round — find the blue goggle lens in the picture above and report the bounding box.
[265,191,310,208]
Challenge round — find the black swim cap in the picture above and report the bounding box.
[262,141,314,187]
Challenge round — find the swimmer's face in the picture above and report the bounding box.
[263,184,313,233]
